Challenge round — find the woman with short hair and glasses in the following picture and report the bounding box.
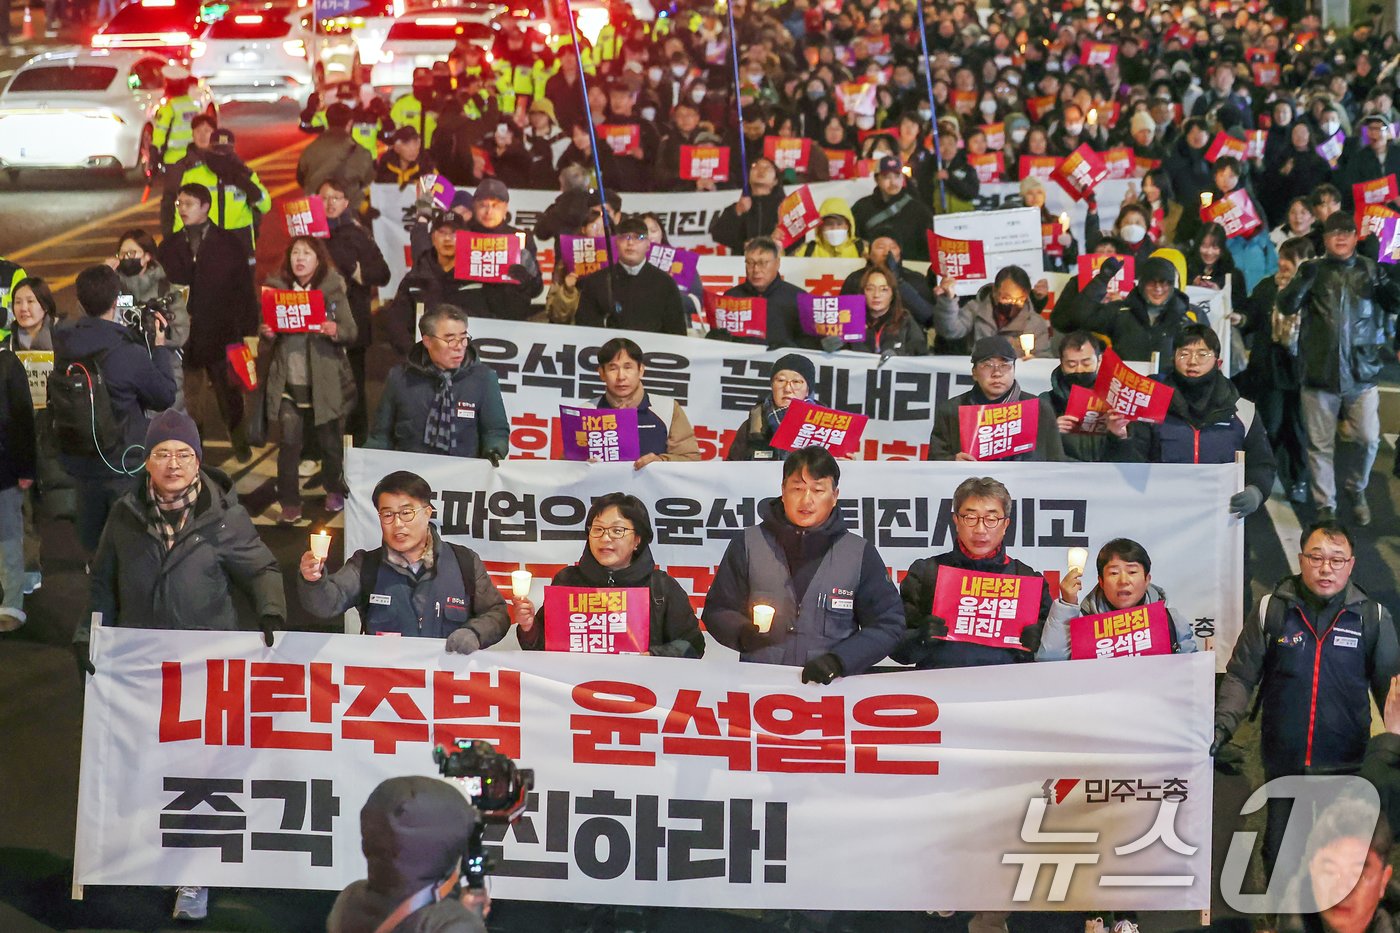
[894,475,1076,670]
[298,469,509,652]
[511,492,704,658]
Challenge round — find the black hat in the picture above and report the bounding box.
[1324,211,1357,235]
[1139,256,1178,287]
[971,336,1017,363]
[876,155,903,177]
[430,212,466,232]
[391,125,420,143]
[769,352,817,387]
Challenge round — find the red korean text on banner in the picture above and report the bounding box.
[764,136,813,175]
[1103,147,1134,180]
[775,186,821,248]
[1245,130,1267,160]
[980,123,1005,151]
[226,342,257,391]
[260,288,326,334]
[1199,189,1262,238]
[825,149,859,179]
[1204,132,1247,163]
[1018,155,1061,182]
[931,565,1044,651]
[1077,254,1136,293]
[1094,348,1173,423]
[599,124,642,157]
[1253,62,1280,87]
[1092,101,1122,128]
[930,233,989,281]
[282,196,330,238]
[967,152,1004,185]
[1064,384,1110,434]
[679,145,731,182]
[1069,602,1173,660]
[1357,204,1398,239]
[454,231,522,284]
[1026,95,1056,122]
[542,586,650,654]
[769,399,868,458]
[1353,175,1398,209]
[1079,41,1118,66]
[702,292,768,340]
[1042,223,1066,258]
[958,399,1039,461]
[1051,144,1108,201]
[949,89,976,115]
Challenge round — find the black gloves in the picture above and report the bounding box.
[738,623,783,653]
[1098,256,1124,279]
[259,616,278,648]
[924,614,950,640]
[74,640,95,676]
[1018,622,1043,654]
[1296,259,1319,284]
[801,653,844,685]
[1210,728,1245,774]
[505,263,530,284]
[486,451,502,467]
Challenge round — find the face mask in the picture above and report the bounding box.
[359,86,375,105]
[1011,128,1028,144]
[1065,123,1084,135]
[671,65,687,78]
[823,228,849,246]
[690,88,707,103]
[641,107,657,121]
[116,257,142,276]
[1121,223,1147,244]
[856,114,876,130]
[647,67,663,83]
[980,100,998,115]
[919,108,932,121]
[994,300,1020,317]
[1322,121,1339,136]
[1047,59,1062,72]
[1064,370,1098,388]
[808,87,824,100]
[1007,73,1021,87]
[1150,13,1162,26]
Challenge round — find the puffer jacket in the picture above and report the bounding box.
[1051,274,1209,372]
[79,466,285,639]
[1277,252,1400,394]
[1037,582,1199,661]
[1041,365,1109,462]
[262,268,356,426]
[517,545,704,657]
[800,197,866,258]
[366,343,509,459]
[932,282,1052,357]
[843,308,928,356]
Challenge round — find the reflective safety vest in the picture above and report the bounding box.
[0,259,26,314]
[306,109,381,156]
[152,95,202,165]
[174,162,272,236]
[389,94,439,147]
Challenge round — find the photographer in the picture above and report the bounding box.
[52,265,175,556]
[110,229,189,411]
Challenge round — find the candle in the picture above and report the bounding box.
[752,604,775,633]
[1018,333,1035,356]
[1058,211,1070,229]
[1087,108,1098,126]
[309,530,332,561]
[1200,191,1214,208]
[1067,547,1089,574]
[511,570,532,599]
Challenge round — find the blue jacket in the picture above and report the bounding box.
[53,316,176,478]
[1225,226,1279,293]
[367,344,509,459]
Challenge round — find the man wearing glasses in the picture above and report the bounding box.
[574,215,687,334]
[718,236,821,351]
[927,336,1064,461]
[1107,324,1275,520]
[1214,519,1400,877]
[298,469,508,652]
[366,304,509,463]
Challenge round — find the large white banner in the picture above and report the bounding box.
[933,205,1045,296]
[75,627,1214,910]
[342,453,1246,670]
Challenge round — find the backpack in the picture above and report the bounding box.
[1248,591,1382,721]
[355,542,482,631]
[48,348,123,462]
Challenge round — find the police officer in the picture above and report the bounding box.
[151,65,204,175]
[387,68,442,148]
[169,122,272,258]
[0,256,27,317]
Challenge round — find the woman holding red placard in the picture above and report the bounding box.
[259,236,355,524]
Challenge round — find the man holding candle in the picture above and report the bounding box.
[702,447,905,683]
[926,336,1064,462]
[297,470,509,652]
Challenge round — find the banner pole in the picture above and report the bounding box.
[724,0,751,196]
[914,0,948,213]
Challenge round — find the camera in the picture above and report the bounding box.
[434,739,534,890]
[116,292,175,343]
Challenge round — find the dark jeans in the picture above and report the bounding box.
[277,400,344,507]
[1256,387,1308,491]
[346,344,369,445]
[76,472,137,555]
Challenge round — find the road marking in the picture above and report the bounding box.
[1265,496,1302,576]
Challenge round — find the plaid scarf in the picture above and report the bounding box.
[422,368,456,453]
[146,474,202,552]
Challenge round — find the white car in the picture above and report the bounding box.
[0,49,216,182]
[368,5,501,89]
[190,6,359,104]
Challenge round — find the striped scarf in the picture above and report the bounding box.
[146,475,202,552]
[422,368,456,453]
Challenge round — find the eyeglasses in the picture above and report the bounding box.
[150,451,196,464]
[955,513,1008,528]
[1174,349,1217,361]
[1301,552,1353,571]
[975,361,1014,375]
[379,506,429,525]
[428,333,470,349]
[588,525,635,539]
[616,233,646,243]
[772,376,808,388]
[117,250,143,260]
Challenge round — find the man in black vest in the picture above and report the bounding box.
[574,216,687,334]
[703,446,904,684]
[297,470,508,652]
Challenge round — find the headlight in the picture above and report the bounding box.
[189,39,207,57]
[284,38,306,56]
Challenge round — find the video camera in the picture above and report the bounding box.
[433,739,534,891]
[116,292,175,344]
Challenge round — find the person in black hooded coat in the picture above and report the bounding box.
[1042,331,1110,462]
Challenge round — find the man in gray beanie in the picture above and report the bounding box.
[726,352,821,461]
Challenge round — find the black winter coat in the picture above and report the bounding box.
[723,277,822,352]
[157,222,259,368]
[709,189,787,254]
[1051,275,1209,372]
[1277,253,1400,394]
[324,218,391,351]
[927,383,1065,462]
[1042,365,1108,462]
[0,348,36,489]
[850,187,935,261]
[575,263,688,335]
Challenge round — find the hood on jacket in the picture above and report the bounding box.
[358,776,476,909]
[817,197,856,231]
[1150,248,1188,290]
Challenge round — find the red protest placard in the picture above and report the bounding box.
[1200,189,1262,238]
[1079,41,1118,66]
[949,89,976,115]
[599,124,642,157]
[967,152,1004,184]
[1069,603,1173,660]
[1204,132,1247,163]
[824,149,863,179]
[1354,175,1398,209]
[1026,95,1057,122]
[774,186,820,248]
[226,342,257,391]
[769,399,868,458]
[454,231,522,283]
[542,586,650,654]
[958,399,1040,460]
[1051,144,1108,201]
[1094,348,1173,423]
[1077,254,1136,293]
[1018,155,1061,181]
[1064,384,1110,434]
[282,195,330,238]
[702,292,767,340]
[1042,222,1066,258]
[1135,155,1162,175]
[1103,146,1134,180]
[1245,130,1267,160]
[930,233,989,280]
[1356,203,1399,239]
[1252,62,1280,87]
[980,122,1006,150]
[764,136,813,175]
[679,145,730,182]
[835,81,877,116]
[260,288,327,334]
[931,565,1043,651]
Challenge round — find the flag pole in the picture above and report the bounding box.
[914,0,948,213]
[724,0,750,195]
